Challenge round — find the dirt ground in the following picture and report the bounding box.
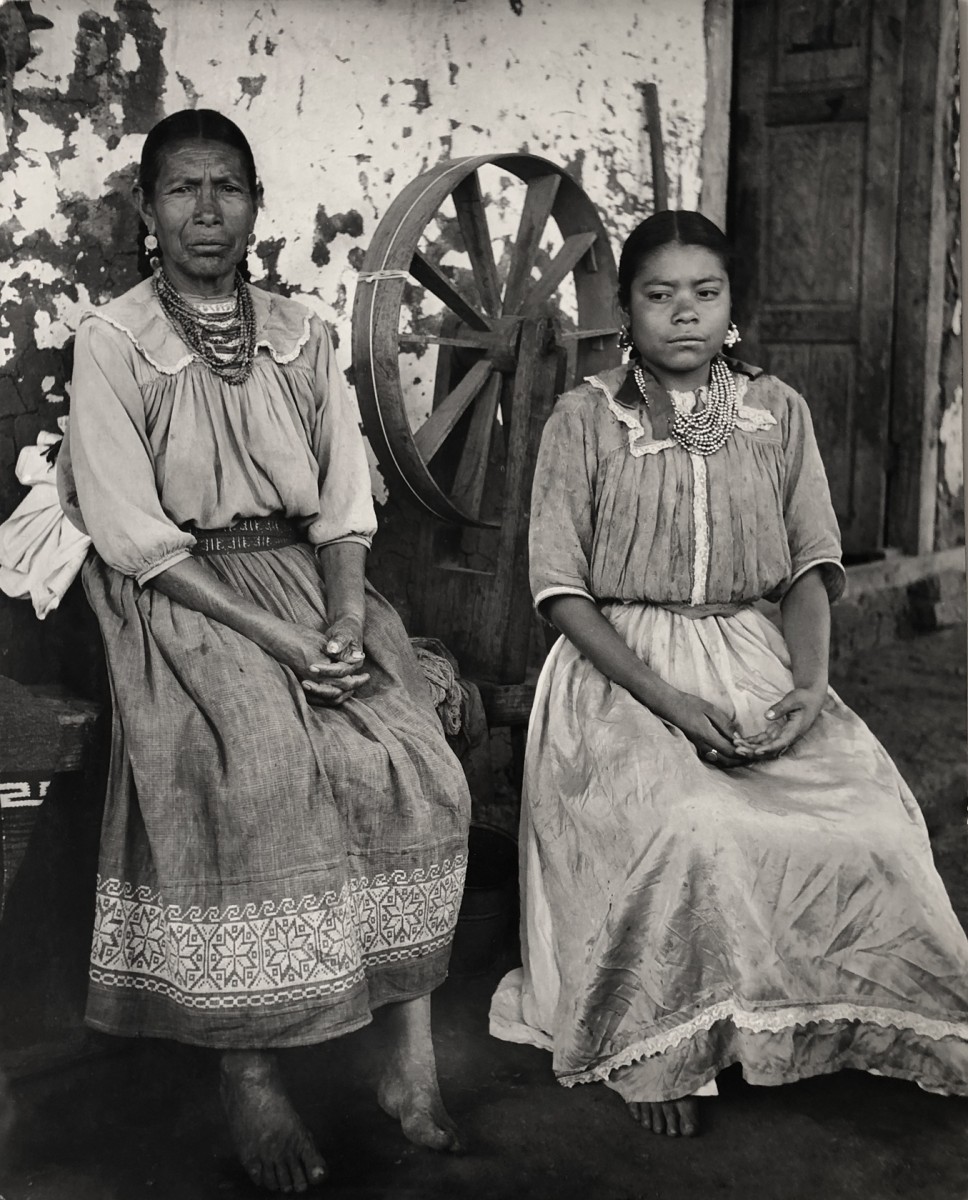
[1,626,966,1200]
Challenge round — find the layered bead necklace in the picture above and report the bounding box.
[632,354,737,456]
[154,267,257,385]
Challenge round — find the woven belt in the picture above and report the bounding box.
[187,515,302,556]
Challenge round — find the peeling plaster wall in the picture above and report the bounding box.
[0,0,712,681]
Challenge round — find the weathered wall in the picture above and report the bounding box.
[0,0,714,681]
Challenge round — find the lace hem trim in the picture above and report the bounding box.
[560,1001,968,1087]
[589,373,773,459]
[689,453,710,606]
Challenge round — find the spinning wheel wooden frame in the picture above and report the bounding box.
[352,152,620,528]
[351,153,620,681]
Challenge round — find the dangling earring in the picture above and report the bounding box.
[618,326,634,353]
[145,232,161,273]
[723,321,741,349]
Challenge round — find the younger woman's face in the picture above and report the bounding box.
[624,242,731,389]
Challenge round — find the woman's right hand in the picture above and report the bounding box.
[266,623,369,706]
[659,690,749,769]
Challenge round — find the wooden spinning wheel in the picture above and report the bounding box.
[351,153,620,681]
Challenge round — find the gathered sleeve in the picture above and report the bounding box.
[61,317,194,585]
[529,396,598,611]
[778,388,846,602]
[305,319,378,551]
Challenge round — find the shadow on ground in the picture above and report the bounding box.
[1,627,967,1200]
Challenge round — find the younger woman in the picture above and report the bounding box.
[490,210,968,1136]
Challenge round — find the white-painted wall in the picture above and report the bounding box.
[0,0,712,500]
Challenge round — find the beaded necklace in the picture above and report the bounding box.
[632,355,737,456]
[153,268,257,385]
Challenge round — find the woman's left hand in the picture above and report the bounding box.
[301,614,366,705]
[732,686,826,761]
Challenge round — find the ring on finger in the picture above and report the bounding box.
[704,748,719,762]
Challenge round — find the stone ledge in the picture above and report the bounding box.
[832,547,966,661]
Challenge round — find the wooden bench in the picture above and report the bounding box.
[0,674,104,1077]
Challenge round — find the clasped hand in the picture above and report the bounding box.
[274,615,369,707]
[663,686,825,768]
[730,686,825,762]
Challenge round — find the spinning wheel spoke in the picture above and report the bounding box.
[501,174,561,315]
[398,330,498,352]
[521,231,600,314]
[410,250,493,332]
[413,358,494,462]
[453,172,502,317]
[449,372,503,520]
[352,152,619,528]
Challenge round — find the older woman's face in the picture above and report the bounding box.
[138,139,257,295]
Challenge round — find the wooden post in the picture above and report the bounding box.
[699,0,734,230]
[960,3,968,694]
[639,82,669,211]
[889,0,957,555]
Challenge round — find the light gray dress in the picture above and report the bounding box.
[491,362,968,1101]
[60,279,470,1048]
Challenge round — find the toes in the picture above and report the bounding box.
[662,1101,680,1136]
[245,1158,265,1191]
[680,1098,699,1137]
[650,1103,666,1135]
[289,1153,309,1194]
[275,1159,295,1194]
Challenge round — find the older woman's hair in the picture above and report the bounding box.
[618,210,732,309]
[136,109,259,278]
[138,108,259,199]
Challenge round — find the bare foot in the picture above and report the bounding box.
[220,1050,327,1192]
[376,995,462,1153]
[627,1098,699,1137]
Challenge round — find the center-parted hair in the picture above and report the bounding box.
[138,108,260,201]
[618,211,732,310]
[136,109,259,279]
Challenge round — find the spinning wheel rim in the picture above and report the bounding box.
[352,153,620,526]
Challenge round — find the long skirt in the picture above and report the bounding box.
[83,543,470,1048]
[489,603,968,1099]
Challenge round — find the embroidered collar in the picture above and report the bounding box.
[79,277,313,375]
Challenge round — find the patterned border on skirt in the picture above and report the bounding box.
[89,856,466,1010]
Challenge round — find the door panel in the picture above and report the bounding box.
[730,0,905,555]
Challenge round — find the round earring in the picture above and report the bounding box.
[618,326,634,353]
[723,321,741,349]
[144,232,161,272]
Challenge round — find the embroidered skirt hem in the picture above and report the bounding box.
[82,544,470,1046]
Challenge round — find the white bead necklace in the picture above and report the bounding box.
[632,355,738,456]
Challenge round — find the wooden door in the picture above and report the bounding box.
[729,0,906,556]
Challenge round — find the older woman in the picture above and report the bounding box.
[58,109,470,1193]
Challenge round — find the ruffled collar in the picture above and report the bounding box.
[79,277,313,375]
[587,358,776,458]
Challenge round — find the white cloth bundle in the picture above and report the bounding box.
[0,430,91,618]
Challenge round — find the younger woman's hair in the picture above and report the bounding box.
[135,109,260,279]
[618,210,732,309]
[138,108,259,200]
